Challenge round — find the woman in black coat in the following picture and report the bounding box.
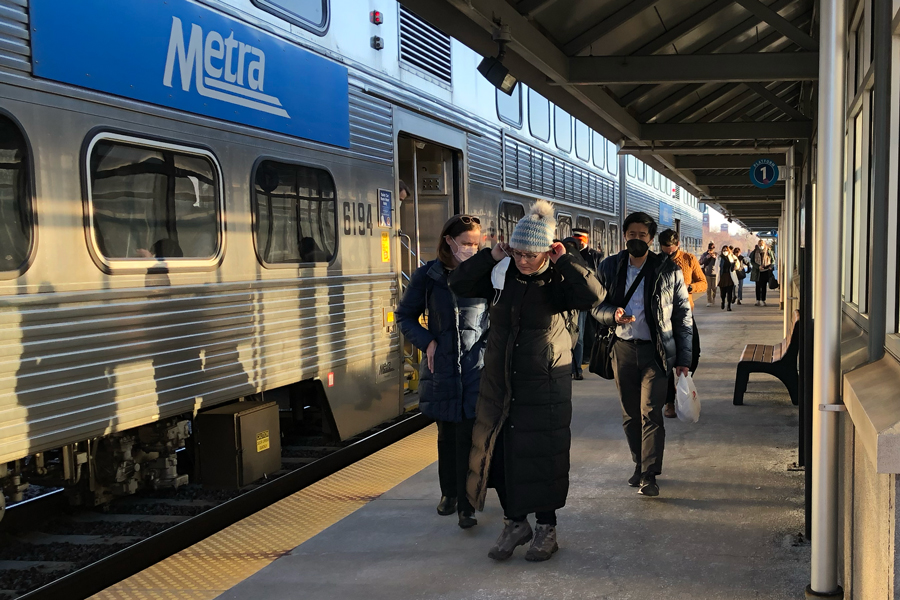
[395,215,489,529]
[449,200,602,563]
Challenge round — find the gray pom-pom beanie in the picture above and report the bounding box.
[509,199,556,253]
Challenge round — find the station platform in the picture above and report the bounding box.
[93,302,809,600]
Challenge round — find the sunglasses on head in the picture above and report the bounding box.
[456,215,480,225]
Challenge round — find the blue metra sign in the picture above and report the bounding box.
[30,0,350,148]
[750,159,779,189]
[659,202,674,227]
[378,189,392,228]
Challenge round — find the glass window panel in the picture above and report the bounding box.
[576,216,590,232]
[497,86,522,128]
[627,155,636,177]
[594,219,606,255]
[498,201,525,243]
[609,223,619,253]
[0,115,33,272]
[253,161,336,264]
[528,89,550,142]
[607,140,618,175]
[592,131,606,170]
[575,120,590,161]
[851,111,864,305]
[90,140,219,260]
[556,214,572,240]
[554,106,572,153]
[251,0,328,32]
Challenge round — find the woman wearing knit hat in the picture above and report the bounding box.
[449,199,602,563]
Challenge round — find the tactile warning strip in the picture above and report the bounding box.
[91,424,437,600]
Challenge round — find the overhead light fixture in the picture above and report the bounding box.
[478,25,517,95]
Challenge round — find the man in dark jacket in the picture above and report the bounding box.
[450,200,602,563]
[698,242,718,307]
[572,228,604,273]
[593,212,692,498]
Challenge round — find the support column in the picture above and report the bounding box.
[784,146,796,338]
[807,0,845,596]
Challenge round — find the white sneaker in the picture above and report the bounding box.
[762,301,767,306]
[755,301,761,306]
[706,303,712,307]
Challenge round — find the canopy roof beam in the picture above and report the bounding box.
[562,0,662,56]
[674,154,786,168]
[642,121,812,141]
[734,0,818,50]
[706,185,786,197]
[567,53,819,85]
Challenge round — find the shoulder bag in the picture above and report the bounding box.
[588,266,647,380]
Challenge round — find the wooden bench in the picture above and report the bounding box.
[733,310,800,406]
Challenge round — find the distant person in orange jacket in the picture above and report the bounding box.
[659,229,705,419]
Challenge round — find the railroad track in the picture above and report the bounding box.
[1,412,430,600]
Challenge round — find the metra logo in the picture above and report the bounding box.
[162,17,289,119]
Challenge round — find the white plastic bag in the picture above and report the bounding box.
[675,373,701,423]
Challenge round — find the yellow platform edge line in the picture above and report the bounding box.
[90,424,438,600]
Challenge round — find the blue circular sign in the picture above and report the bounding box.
[750,159,779,189]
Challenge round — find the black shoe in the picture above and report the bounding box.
[627,464,641,487]
[573,373,584,381]
[458,511,478,529]
[437,496,457,516]
[727,305,732,311]
[638,474,659,497]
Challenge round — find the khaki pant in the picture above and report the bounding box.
[705,273,717,303]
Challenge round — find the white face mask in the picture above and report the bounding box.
[491,256,511,305]
[449,238,478,262]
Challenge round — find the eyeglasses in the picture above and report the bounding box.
[511,249,541,261]
[456,215,480,225]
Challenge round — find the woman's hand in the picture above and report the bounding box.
[491,242,510,262]
[675,366,690,378]
[614,307,635,325]
[426,340,437,373]
[548,241,566,263]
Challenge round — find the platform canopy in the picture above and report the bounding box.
[400,0,816,231]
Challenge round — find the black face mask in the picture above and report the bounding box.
[626,239,649,257]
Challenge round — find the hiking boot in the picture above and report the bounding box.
[488,519,533,560]
[638,473,659,497]
[458,510,478,529]
[627,464,642,487]
[664,403,677,419]
[525,524,559,562]
[437,496,456,516]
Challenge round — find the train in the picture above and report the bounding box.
[0,0,702,517]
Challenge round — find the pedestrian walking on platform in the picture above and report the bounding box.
[569,228,603,380]
[592,212,692,498]
[717,245,738,311]
[733,247,749,305]
[698,242,718,306]
[750,239,776,306]
[395,215,489,530]
[658,229,704,420]
[449,200,601,562]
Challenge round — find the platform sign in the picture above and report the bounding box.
[750,159,779,189]
[30,0,350,148]
[378,189,393,228]
[659,202,674,227]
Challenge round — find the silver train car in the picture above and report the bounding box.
[0,0,699,515]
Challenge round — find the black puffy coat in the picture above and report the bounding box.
[592,250,693,371]
[395,260,489,422]
[449,249,603,515]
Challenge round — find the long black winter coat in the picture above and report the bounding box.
[449,249,603,516]
[395,260,489,422]
[592,250,693,371]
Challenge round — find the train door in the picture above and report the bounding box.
[397,134,461,398]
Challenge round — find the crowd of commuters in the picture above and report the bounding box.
[396,199,775,563]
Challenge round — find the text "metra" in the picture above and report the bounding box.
[162,17,289,119]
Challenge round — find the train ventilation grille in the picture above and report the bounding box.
[0,0,31,75]
[399,6,452,88]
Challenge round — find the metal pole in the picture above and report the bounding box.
[808,0,845,596]
[784,146,795,337]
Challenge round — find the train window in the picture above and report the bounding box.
[251,0,329,35]
[554,107,572,153]
[607,140,619,175]
[574,120,590,162]
[497,86,523,128]
[0,115,33,274]
[556,213,572,240]
[593,219,606,255]
[498,201,525,243]
[592,131,606,170]
[253,160,337,265]
[609,223,619,253]
[88,137,220,263]
[528,89,550,142]
[626,155,637,177]
[637,161,645,181]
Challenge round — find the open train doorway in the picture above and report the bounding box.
[396,134,461,399]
